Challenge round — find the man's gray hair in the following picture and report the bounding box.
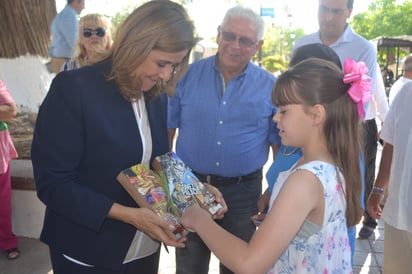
[403,54,412,72]
[221,6,265,41]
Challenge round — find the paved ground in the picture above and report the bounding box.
[158,220,385,274]
[0,219,384,274]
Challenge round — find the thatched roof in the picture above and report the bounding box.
[0,0,56,58]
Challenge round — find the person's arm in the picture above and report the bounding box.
[251,188,270,226]
[367,143,393,219]
[0,102,16,122]
[257,187,270,213]
[0,81,17,122]
[373,63,389,123]
[180,169,322,274]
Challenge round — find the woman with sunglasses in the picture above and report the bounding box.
[61,13,112,71]
[31,1,226,274]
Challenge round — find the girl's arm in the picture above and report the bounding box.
[180,169,324,274]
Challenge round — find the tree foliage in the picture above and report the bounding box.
[260,24,305,71]
[351,0,412,40]
[351,0,412,68]
[110,1,145,36]
[261,55,287,73]
[108,0,411,73]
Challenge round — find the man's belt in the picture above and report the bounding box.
[193,169,262,185]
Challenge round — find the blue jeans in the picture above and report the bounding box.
[176,174,262,274]
[348,226,356,266]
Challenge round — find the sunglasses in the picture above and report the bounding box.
[220,30,258,48]
[83,28,106,38]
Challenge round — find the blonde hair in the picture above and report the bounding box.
[75,14,112,67]
[105,0,198,100]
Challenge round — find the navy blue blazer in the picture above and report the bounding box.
[31,60,169,267]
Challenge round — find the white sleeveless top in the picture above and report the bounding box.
[267,161,352,274]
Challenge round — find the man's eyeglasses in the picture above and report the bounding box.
[318,5,347,16]
[220,30,258,48]
[83,28,106,38]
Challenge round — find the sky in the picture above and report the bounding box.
[56,0,389,39]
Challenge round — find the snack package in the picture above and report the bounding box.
[117,164,187,239]
[117,152,222,239]
[153,151,222,215]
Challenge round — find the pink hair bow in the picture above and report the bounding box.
[343,58,372,119]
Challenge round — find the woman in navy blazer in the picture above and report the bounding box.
[31,1,202,273]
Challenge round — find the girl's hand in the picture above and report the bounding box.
[180,204,211,231]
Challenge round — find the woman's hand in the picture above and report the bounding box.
[203,183,228,219]
[130,207,187,247]
[108,203,186,248]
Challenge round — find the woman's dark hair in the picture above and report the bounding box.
[290,43,342,68]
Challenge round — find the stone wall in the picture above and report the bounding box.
[9,108,37,159]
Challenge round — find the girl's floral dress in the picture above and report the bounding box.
[267,161,353,274]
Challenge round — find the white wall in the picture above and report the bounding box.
[11,190,45,239]
[1,56,52,238]
[10,159,45,238]
[0,55,54,113]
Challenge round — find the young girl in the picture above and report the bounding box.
[180,58,370,273]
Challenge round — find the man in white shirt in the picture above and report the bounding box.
[388,54,412,105]
[293,0,389,239]
[367,80,412,274]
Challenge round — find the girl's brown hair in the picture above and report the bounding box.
[272,58,363,227]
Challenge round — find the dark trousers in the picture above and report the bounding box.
[50,247,160,274]
[362,119,378,229]
[176,173,262,274]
